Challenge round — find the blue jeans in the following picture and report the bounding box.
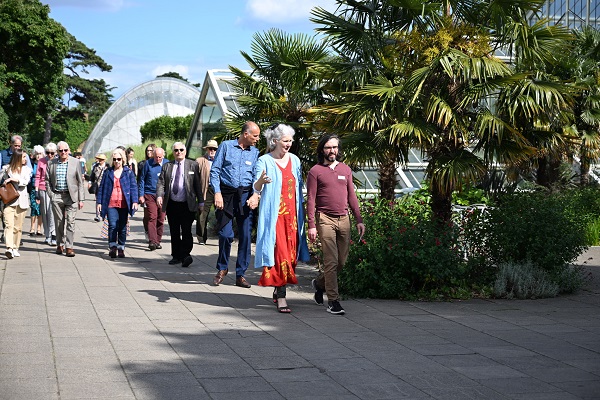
[216,191,253,278]
[107,207,128,250]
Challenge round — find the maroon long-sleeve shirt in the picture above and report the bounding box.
[306,162,363,229]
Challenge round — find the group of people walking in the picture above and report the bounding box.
[210,121,365,315]
[1,121,365,316]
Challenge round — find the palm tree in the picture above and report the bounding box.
[312,0,577,222]
[563,26,600,185]
[222,28,330,172]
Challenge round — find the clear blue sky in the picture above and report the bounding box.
[45,0,335,99]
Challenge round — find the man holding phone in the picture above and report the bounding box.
[306,134,365,315]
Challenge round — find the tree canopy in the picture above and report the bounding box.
[0,0,70,143]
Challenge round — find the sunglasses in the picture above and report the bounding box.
[113,158,122,161]
[47,152,55,155]
[173,148,185,153]
[268,123,280,130]
[58,149,69,153]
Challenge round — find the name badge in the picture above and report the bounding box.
[338,175,346,180]
[188,171,194,174]
[245,160,252,165]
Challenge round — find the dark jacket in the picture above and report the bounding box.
[96,166,138,218]
[156,159,202,213]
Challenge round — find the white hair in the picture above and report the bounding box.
[264,123,295,151]
[33,145,45,156]
[56,141,69,150]
[172,142,186,151]
[45,142,57,152]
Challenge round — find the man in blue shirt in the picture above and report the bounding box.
[138,147,168,250]
[0,135,32,168]
[210,121,260,288]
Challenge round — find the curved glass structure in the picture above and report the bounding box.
[82,77,200,160]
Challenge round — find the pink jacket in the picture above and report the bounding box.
[35,156,49,191]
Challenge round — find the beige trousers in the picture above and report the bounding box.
[4,205,27,250]
[315,213,351,302]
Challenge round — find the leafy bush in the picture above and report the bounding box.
[140,114,193,141]
[340,197,471,300]
[338,187,596,300]
[493,261,559,299]
[479,190,588,275]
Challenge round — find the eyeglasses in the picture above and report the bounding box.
[173,148,185,153]
[47,152,55,155]
[58,149,69,153]
[113,158,122,161]
[207,147,217,151]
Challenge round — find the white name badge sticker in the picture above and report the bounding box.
[188,171,194,174]
[245,160,252,165]
[338,175,346,180]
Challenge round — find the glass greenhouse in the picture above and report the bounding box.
[82,77,201,160]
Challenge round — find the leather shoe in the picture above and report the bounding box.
[148,243,157,251]
[65,248,75,257]
[213,269,228,286]
[182,255,193,268]
[168,258,181,265]
[55,245,63,255]
[156,244,162,249]
[235,276,251,288]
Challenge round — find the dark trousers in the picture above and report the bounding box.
[166,200,195,260]
[144,194,165,245]
[216,190,253,278]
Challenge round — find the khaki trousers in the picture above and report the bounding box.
[3,205,27,250]
[51,193,78,249]
[315,213,351,302]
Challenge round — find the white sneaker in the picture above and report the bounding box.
[12,249,20,257]
[5,249,13,259]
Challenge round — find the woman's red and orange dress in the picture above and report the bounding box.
[258,161,298,287]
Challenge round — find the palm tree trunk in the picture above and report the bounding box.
[430,181,453,224]
[580,158,590,186]
[536,156,561,188]
[378,160,397,201]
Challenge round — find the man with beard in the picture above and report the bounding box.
[306,134,365,315]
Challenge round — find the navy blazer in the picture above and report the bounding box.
[96,166,138,218]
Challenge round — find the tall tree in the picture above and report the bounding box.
[49,33,114,144]
[0,0,70,141]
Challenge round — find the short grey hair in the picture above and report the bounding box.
[33,145,45,156]
[264,123,295,151]
[10,135,23,144]
[56,141,69,150]
[45,142,57,153]
[172,142,185,151]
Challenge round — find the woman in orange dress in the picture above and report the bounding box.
[249,123,309,313]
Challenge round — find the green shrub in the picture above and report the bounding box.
[493,261,559,299]
[484,190,588,275]
[340,197,469,300]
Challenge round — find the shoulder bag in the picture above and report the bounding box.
[0,170,20,205]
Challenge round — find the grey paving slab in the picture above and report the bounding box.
[1,203,599,399]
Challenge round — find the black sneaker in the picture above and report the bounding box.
[311,279,324,305]
[327,300,345,315]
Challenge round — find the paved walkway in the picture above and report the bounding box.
[1,199,599,400]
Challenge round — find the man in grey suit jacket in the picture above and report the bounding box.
[45,141,85,257]
[157,142,203,267]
